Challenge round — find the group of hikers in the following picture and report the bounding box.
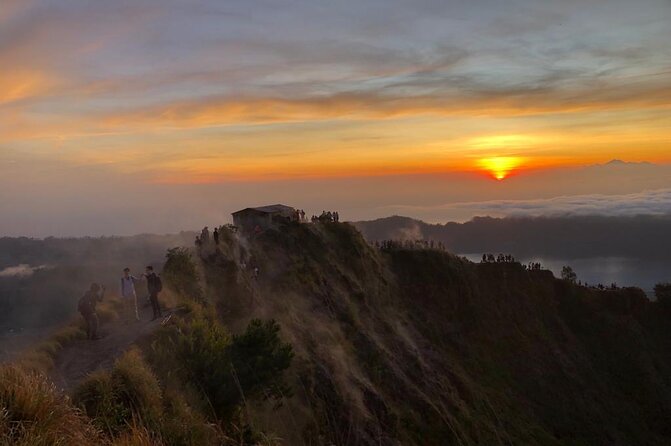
[77,266,163,340]
[311,210,340,223]
[584,282,620,291]
[195,226,220,248]
[294,209,307,222]
[376,239,446,251]
[481,253,517,263]
[481,254,546,271]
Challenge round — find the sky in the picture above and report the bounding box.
[1,0,670,236]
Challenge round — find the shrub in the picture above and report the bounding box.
[166,317,294,420]
[159,389,220,446]
[0,365,100,445]
[163,248,202,301]
[654,283,671,307]
[73,348,163,437]
[111,424,162,446]
[561,266,578,284]
[229,319,295,407]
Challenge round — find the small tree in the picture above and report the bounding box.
[163,247,202,301]
[654,283,671,307]
[170,318,294,420]
[561,266,577,284]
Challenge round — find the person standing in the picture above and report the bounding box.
[120,267,140,323]
[78,283,105,340]
[145,265,163,320]
[213,227,220,246]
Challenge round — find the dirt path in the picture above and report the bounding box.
[0,325,60,363]
[50,304,169,392]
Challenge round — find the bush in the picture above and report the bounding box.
[561,266,578,284]
[163,248,202,301]
[654,283,671,306]
[0,365,100,445]
[111,425,162,446]
[229,319,295,407]
[159,389,219,446]
[165,317,294,420]
[73,348,163,437]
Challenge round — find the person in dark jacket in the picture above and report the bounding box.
[78,283,105,340]
[144,265,163,320]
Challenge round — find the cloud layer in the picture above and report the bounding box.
[378,188,671,224]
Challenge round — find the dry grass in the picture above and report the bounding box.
[73,348,163,437]
[0,365,102,446]
[111,425,163,446]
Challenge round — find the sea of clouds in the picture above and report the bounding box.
[377,188,671,223]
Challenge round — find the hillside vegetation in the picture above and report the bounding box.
[3,221,671,445]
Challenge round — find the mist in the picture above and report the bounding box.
[355,214,671,292]
[0,233,194,331]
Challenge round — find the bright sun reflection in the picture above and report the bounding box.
[478,156,523,180]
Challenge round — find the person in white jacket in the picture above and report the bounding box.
[120,267,140,323]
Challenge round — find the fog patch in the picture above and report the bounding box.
[376,188,671,223]
[0,264,50,278]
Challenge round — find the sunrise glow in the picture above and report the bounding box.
[1,0,671,236]
[479,157,524,180]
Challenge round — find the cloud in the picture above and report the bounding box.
[1,0,670,143]
[0,264,49,278]
[380,188,671,223]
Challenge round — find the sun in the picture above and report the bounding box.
[478,156,523,180]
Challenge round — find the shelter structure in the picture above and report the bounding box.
[232,204,296,231]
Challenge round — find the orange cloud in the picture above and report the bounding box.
[100,84,671,131]
[0,69,57,105]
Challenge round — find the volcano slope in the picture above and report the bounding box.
[199,221,671,446]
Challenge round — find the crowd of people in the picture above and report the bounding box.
[375,239,446,251]
[480,254,547,271]
[584,282,620,291]
[481,253,517,263]
[311,210,340,223]
[77,265,164,341]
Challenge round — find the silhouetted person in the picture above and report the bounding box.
[201,226,210,244]
[144,266,163,320]
[120,268,140,323]
[195,235,202,248]
[213,227,220,245]
[78,283,105,340]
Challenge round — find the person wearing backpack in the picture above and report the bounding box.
[120,267,140,323]
[78,283,105,340]
[144,265,163,320]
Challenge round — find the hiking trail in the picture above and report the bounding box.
[50,303,168,392]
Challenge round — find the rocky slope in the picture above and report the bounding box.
[196,221,671,446]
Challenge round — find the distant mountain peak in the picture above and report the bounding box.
[603,159,652,166]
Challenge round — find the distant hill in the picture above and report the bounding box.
[353,214,671,260]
